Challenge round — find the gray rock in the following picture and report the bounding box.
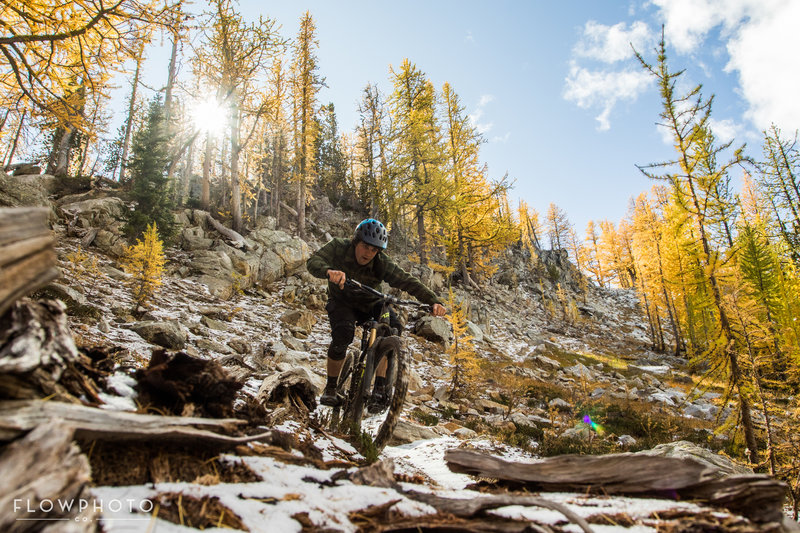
[35,283,101,319]
[414,316,453,345]
[280,309,317,335]
[454,427,478,439]
[465,320,484,343]
[0,173,54,208]
[433,385,450,402]
[92,229,127,257]
[636,441,753,477]
[129,320,188,350]
[228,339,250,355]
[617,435,637,447]
[281,333,306,352]
[548,398,571,411]
[259,249,284,284]
[195,275,234,300]
[201,316,228,331]
[389,420,440,445]
[181,227,213,251]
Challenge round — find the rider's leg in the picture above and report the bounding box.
[321,301,357,405]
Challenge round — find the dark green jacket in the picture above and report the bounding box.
[306,238,442,307]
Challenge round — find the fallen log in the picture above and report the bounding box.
[0,399,281,449]
[0,422,97,531]
[199,210,247,249]
[444,448,788,524]
[403,490,594,533]
[0,207,59,318]
[0,298,103,404]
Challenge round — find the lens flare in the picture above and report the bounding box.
[582,414,605,435]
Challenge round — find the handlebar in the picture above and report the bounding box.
[344,278,427,308]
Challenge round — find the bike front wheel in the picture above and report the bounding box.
[353,335,408,453]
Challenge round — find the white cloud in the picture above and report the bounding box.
[469,94,495,135]
[708,118,740,144]
[651,0,800,132]
[564,62,652,130]
[724,1,800,131]
[574,20,653,62]
[491,132,511,143]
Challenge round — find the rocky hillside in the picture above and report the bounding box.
[1,172,798,532]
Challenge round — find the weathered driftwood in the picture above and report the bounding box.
[0,422,97,531]
[257,367,318,412]
[0,400,280,449]
[445,448,788,524]
[200,210,247,249]
[341,457,593,532]
[0,298,104,405]
[403,490,594,533]
[0,207,59,318]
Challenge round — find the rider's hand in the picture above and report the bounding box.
[327,269,346,289]
[432,303,446,317]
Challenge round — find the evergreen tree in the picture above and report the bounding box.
[315,103,347,201]
[125,96,175,241]
[388,59,446,264]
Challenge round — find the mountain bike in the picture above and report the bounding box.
[329,279,428,452]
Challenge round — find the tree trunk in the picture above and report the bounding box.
[417,207,427,265]
[230,95,242,233]
[118,42,144,183]
[201,133,213,210]
[5,109,25,169]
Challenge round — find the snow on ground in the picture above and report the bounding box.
[91,439,717,533]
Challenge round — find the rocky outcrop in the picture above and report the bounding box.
[128,320,188,350]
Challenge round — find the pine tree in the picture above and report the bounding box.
[291,11,323,240]
[315,103,347,201]
[388,59,446,264]
[125,96,175,241]
[122,222,166,311]
[635,31,758,463]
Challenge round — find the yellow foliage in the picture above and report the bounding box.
[63,250,101,297]
[446,289,479,395]
[121,222,165,310]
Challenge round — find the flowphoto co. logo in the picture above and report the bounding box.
[13,498,154,523]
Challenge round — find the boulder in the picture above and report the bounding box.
[636,441,753,477]
[0,172,53,208]
[414,316,453,345]
[128,320,188,350]
[34,283,101,320]
[280,309,317,335]
[92,229,127,257]
[259,249,284,284]
[388,420,440,445]
[464,320,484,343]
[181,227,213,251]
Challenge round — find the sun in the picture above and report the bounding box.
[191,95,228,137]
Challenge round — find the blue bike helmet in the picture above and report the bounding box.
[354,218,388,249]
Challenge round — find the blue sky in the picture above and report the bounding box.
[125,0,800,236]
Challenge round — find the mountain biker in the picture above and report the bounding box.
[306,218,447,407]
